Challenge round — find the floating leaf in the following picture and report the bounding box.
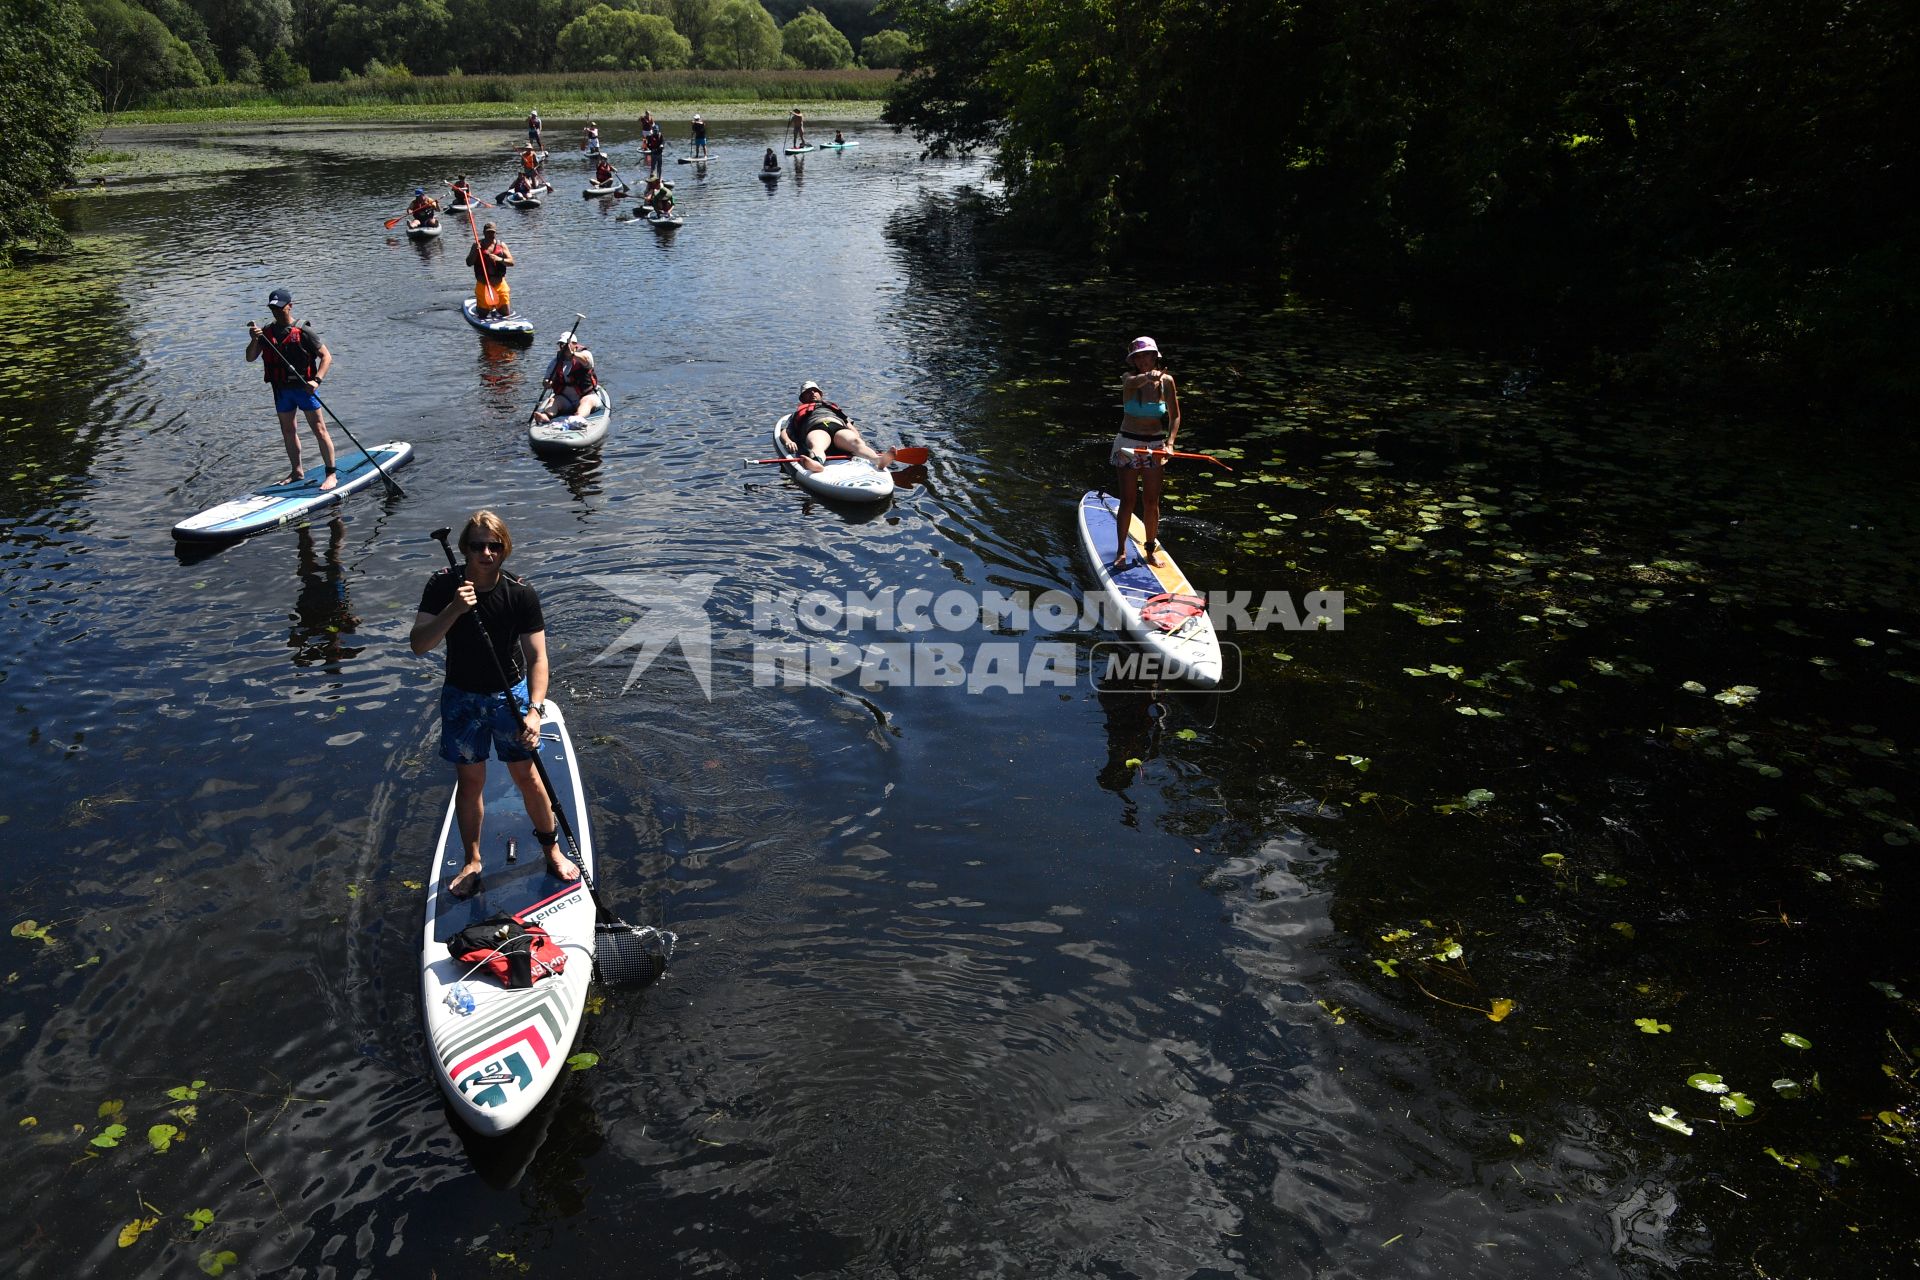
[1634,1018,1672,1035]
[1680,681,1707,694]
[17,1116,36,1128]
[1611,922,1636,940]
[97,1099,124,1119]
[1539,852,1565,868]
[1838,854,1878,872]
[1720,1092,1755,1117]
[1713,684,1761,706]
[1746,806,1777,821]
[199,1249,240,1276]
[166,1081,206,1102]
[1463,788,1495,807]
[1433,939,1464,962]
[148,1123,180,1153]
[1123,757,1143,769]
[1781,1032,1813,1050]
[91,1123,128,1148]
[186,1208,215,1233]
[1869,981,1905,1000]
[118,1216,159,1248]
[1772,1078,1803,1098]
[1687,1073,1728,1094]
[1373,958,1399,977]
[10,920,52,944]
[1594,873,1628,888]
[1649,1106,1694,1136]
[1508,1131,1524,1145]
[1487,998,1514,1022]
[1174,729,1198,741]
[566,1052,599,1072]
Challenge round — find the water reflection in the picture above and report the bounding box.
[288,516,362,669]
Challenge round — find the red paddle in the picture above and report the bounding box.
[749,446,930,466]
[1122,447,1233,471]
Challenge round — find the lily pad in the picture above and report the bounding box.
[1687,1073,1728,1093]
[566,1052,599,1071]
[1648,1106,1694,1136]
[1781,1032,1813,1050]
[1634,1018,1672,1035]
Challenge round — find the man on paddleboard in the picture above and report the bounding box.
[691,113,707,157]
[245,288,338,489]
[783,381,896,473]
[789,107,806,149]
[410,511,579,897]
[466,222,515,316]
[526,109,542,148]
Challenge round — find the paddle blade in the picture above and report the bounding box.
[889,446,930,466]
[384,215,405,228]
[593,921,675,986]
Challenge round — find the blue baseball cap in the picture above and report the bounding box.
[267,287,292,307]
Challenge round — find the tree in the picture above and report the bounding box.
[142,0,222,81]
[1,0,99,265]
[556,4,689,70]
[780,5,850,69]
[186,0,291,75]
[82,0,209,111]
[668,0,723,55]
[858,25,908,68]
[261,42,308,88]
[699,0,779,69]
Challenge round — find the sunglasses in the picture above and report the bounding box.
[464,540,505,554]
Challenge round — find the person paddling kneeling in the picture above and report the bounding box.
[409,511,579,898]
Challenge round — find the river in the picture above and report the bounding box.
[2,117,1915,1277]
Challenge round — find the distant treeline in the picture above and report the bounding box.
[140,67,895,112]
[79,0,916,110]
[883,0,1919,406]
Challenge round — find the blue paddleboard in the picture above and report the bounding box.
[172,442,415,543]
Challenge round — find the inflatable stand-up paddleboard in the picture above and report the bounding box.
[171,443,415,543]
[1075,489,1223,686]
[462,298,534,341]
[772,415,894,504]
[528,388,613,456]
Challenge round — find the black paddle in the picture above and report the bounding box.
[527,313,587,425]
[249,323,407,497]
[425,527,670,984]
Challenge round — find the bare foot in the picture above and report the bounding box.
[318,469,339,492]
[283,469,305,485]
[532,412,550,423]
[874,447,897,468]
[447,863,484,899]
[546,847,581,882]
[800,454,826,474]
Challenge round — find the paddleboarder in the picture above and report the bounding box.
[582,120,600,152]
[410,510,579,897]
[532,333,602,424]
[526,108,542,148]
[1109,335,1182,567]
[691,113,708,157]
[782,381,896,473]
[466,222,515,317]
[445,175,473,208]
[789,107,806,149]
[245,287,338,489]
[592,155,616,188]
[518,142,542,184]
[406,186,439,227]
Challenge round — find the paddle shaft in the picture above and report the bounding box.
[1122,447,1233,472]
[751,446,929,466]
[429,530,580,859]
[529,313,588,423]
[250,324,407,496]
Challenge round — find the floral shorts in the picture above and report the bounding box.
[1110,434,1168,470]
[439,680,534,764]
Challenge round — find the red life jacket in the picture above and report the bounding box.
[553,352,598,393]
[259,324,316,388]
[792,400,846,430]
[595,162,613,183]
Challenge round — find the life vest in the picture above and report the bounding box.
[595,162,613,183]
[791,400,847,431]
[521,152,539,175]
[471,241,508,281]
[552,352,598,393]
[409,196,437,216]
[259,324,315,388]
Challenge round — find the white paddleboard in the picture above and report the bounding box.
[647,212,683,229]
[1075,489,1223,687]
[462,298,534,340]
[582,182,624,197]
[420,699,597,1137]
[677,155,710,164]
[784,145,815,155]
[819,141,859,150]
[406,220,442,238]
[171,442,415,543]
[772,414,894,504]
[528,387,613,456]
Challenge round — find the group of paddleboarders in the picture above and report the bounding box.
[409,509,578,897]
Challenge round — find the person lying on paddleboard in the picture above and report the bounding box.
[533,333,601,424]
[1109,335,1182,567]
[245,287,338,489]
[691,113,708,157]
[466,222,515,316]
[407,187,439,226]
[784,381,897,473]
[410,510,579,898]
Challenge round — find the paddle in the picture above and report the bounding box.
[250,323,407,497]
[426,528,670,984]
[444,182,491,210]
[461,204,507,316]
[749,446,929,466]
[526,314,588,424]
[1122,447,1234,472]
[383,210,411,229]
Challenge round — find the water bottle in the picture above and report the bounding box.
[446,982,476,1016]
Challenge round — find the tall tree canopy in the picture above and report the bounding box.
[781,5,853,69]
[1,0,99,265]
[700,0,780,69]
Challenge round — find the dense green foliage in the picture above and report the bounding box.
[1,0,99,265]
[782,6,854,69]
[82,0,209,110]
[858,27,910,69]
[883,0,1920,403]
[556,5,692,71]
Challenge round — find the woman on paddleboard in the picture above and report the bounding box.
[1110,335,1181,567]
[533,333,602,423]
[783,381,896,473]
[410,511,579,897]
[245,287,338,489]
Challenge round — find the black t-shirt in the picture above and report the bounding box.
[418,567,545,693]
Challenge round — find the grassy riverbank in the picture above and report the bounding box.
[111,68,895,126]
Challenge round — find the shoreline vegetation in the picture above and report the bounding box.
[107,68,895,126]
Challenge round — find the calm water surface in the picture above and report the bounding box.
[1,119,1915,1277]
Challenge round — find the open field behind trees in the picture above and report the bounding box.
[125,67,896,118]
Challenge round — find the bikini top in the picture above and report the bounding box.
[1123,373,1168,418]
